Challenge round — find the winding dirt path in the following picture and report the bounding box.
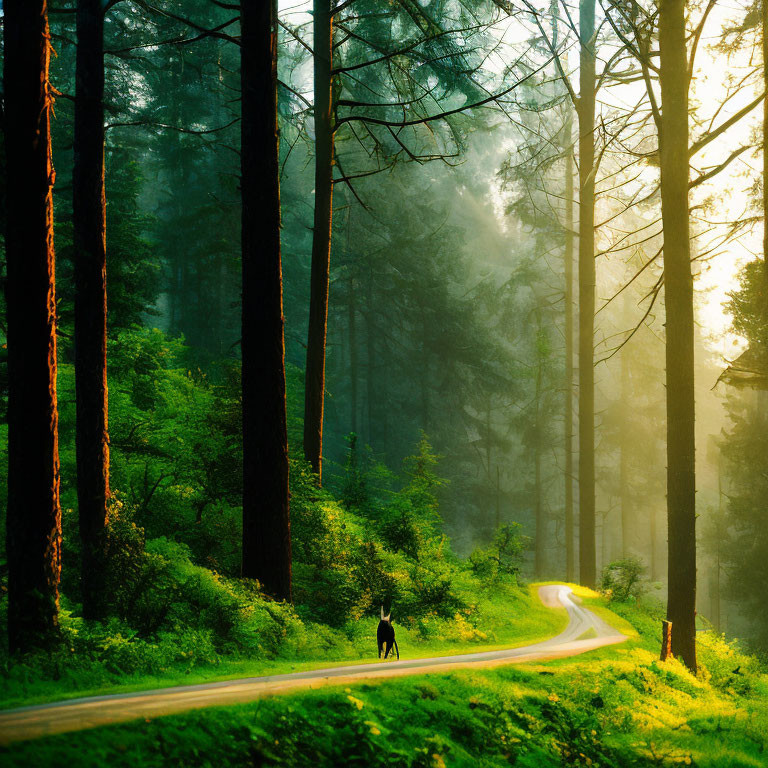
[0,584,626,745]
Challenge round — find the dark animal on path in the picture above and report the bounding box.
[377,607,399,660]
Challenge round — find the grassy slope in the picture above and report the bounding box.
[4,591,768,767]
[0,583,567,710]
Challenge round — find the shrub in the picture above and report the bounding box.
[469,523,530,585]
[698,630,765,696]
[600,557,646,602]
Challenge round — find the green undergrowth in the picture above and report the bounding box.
[0,581,565,711]
[4,597,767,767]
[1,340,568,710]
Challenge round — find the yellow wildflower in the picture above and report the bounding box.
[347,695,364,710]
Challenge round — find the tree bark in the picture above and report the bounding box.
[4,0,62,651]
[763,0,768,291]
[712,458,724,633]
[366,265,376,446]
[421,309,430,431]
[660,619,673,661]
[348,270,358,435]
[534,312,546,578]
[564,116,575,583]
[659,0,697,671]
[240,0,291,602]
[304,0,335,482]
[495,466,501,530]
[620,329,632,557]
[577,0,597,588]
[346,204,358,435]
[74,0,111,620]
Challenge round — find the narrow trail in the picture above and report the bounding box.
[0,585,626,745]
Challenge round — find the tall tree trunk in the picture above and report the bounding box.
[577,0,597,588]
[620,338,632,557]
[348,270,358,435]
[4,0,62,651]
[763,0,768,290]
[712,459,723,633]
[534,429,545,577]
[711,543,721,633]
[421,310,430,431]
[74,0,110,620]
[552,0,574,584]
[346,204,358,435]
[564,116,575,583]
[600,511,607,571]
[366,266,375,446]
[304,0,334,481]
[495,466,501,530]
[485,402,496,531]
[534,313,546,578]
[659,0,696,671]
[169,54,192,340]
[167,64,184,337]
[240,0,291,602]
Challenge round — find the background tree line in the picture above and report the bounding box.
[2,0,768,675]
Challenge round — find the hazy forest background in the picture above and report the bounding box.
[4,0,768,762]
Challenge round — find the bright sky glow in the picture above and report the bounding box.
[277,0,765,360]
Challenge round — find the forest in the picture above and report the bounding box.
[3,0,768,765]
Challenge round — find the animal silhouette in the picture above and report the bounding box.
[377,606,399,660]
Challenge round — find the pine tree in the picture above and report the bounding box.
[73,0,110,620]
[4,0,62,651]
[240,0,291,601]
[659,0,697,671]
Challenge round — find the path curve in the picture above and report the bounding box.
[0,585,626,745]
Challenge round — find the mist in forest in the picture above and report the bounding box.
[4,0,768,690]
[79,2,763,640]
[11,0,768,762]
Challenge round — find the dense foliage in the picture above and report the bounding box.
[4,594,767,767]
[0,327,542,701]
[2,3,768,765]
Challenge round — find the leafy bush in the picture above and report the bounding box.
[697,630,765,696]
[106,328,243,574]
[376,435,444,558]
[600,557,646,602]
[469,523,530,585]
[292,436,464,627]
[0,329,540,702]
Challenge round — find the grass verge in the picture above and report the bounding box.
[3,592,765,767]
[0,582,567,710]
